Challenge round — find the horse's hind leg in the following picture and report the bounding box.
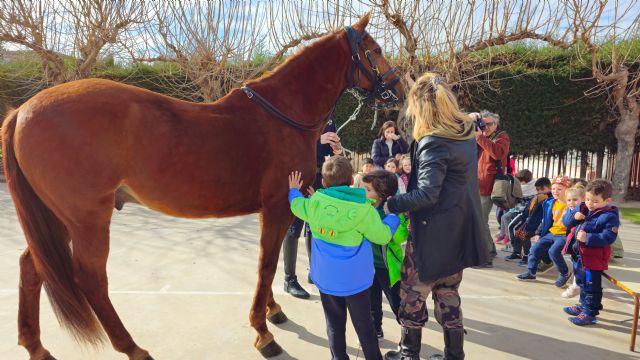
[251,205,292,357]
[67,221,152,360]
[18,248,53,360]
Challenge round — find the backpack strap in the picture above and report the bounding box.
[495,160,505,177]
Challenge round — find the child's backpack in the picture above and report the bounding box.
[490,160,522,209]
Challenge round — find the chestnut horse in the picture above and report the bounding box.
[1,13,403,360]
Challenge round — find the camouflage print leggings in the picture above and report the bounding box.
[398,237,464,330]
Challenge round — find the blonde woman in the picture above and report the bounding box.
[384,73,488,360]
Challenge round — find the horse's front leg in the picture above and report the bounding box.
[250,203,292,358]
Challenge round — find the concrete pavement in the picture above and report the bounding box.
[0,182,638,359]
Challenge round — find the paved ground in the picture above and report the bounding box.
[0,182,638,360]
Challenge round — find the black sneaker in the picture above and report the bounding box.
[517,271,536,281]
[504,253,522,261]
[517,256,529,267]
[284,276,310,299]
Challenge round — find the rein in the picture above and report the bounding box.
[240,87,328,132]
[344,26,401,109]
[241,26,400,132]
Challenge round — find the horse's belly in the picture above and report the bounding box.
[121,180,262,219]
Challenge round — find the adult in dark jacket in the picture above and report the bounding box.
[371,120,409,168]
[384,73,488,360]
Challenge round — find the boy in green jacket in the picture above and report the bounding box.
[361,170,409,339]
[288,156,400,360]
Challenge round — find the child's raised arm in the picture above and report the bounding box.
[563,207,583,228]
[289,171,310,222]
[360,208,400,245]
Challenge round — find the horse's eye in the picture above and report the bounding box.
[374,48,382,55]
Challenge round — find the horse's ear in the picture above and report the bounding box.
[352,12,371,33]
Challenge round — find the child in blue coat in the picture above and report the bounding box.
[288,156,400,359]
[516,176,572,287]
[561,179,620,325]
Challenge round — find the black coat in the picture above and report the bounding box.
[387,135,489,282]
[371,137,409,167]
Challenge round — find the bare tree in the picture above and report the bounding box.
[126,0,339,102]
[130,0,265,101]
[363,0,639,201]
[0,0,145,84]
[0,0,67,83]
[562,0,640,202]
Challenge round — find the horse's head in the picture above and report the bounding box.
[344,13,404,109]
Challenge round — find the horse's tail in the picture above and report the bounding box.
[2,109,104,345]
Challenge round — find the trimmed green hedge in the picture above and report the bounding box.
[468,69,615,155]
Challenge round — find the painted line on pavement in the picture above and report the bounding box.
[0,289,569,300]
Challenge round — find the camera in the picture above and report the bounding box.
[474,114,486,131]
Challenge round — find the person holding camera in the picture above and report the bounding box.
[371,121,409,168]
[474,110,510,267]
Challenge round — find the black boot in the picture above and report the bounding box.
[428,328,465,360]
[284,275,310,299]
[384,327,421,360]
[282,229,310,299]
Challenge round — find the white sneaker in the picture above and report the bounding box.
[561,285,580,298]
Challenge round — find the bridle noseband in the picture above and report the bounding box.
[344,26,401,110]
[241,26,401,131]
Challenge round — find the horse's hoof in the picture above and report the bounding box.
[43,356,57,360]
[267,310,288,324]
[143,357,155,360]
[258,340,283,358]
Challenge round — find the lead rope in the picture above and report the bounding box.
[371,107,379,130]
[335,88,365,158]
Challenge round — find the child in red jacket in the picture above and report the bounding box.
[562,179,620,326]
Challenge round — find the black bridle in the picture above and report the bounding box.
[241,26,401,131]
[344,26,401,110]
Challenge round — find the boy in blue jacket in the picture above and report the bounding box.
[517,176,572,287]
[288,156,400,360]
[561,179,620,325]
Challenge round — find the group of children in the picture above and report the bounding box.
[496,171,621,326]
[288,156,411,359]
[287,154,621,359]
[354,156,411,197]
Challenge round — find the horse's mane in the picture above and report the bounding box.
[247,29,343,84]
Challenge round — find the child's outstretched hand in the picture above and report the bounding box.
[576,230,587,243]
[289,171,303,190]
[574,212,586,221]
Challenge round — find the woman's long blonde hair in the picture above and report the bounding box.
[407,72,472,140]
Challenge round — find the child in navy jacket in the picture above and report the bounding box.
[561,179,620,326]
[516,176,572,287]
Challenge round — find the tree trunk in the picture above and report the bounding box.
[544,152,552,177]
[579,150,587,178]
[612,101,640,203]
[595,150,604,178]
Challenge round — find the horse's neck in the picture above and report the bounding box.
[249,35,350,127]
